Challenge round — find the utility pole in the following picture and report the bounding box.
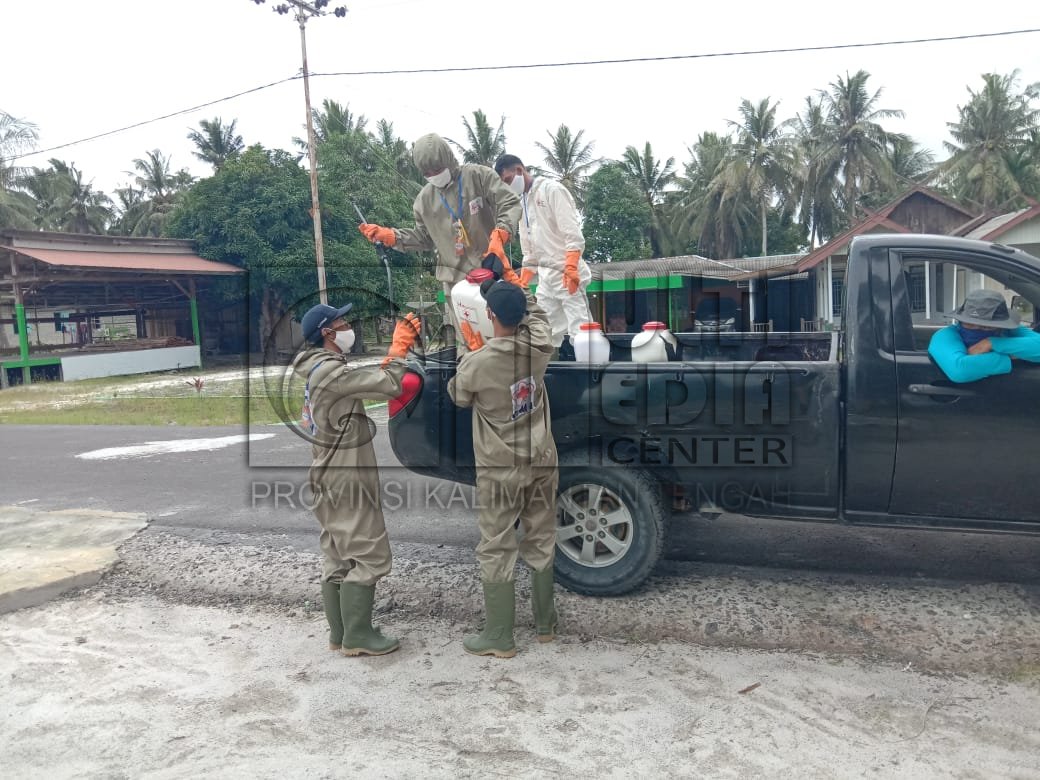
[252,0,347,305]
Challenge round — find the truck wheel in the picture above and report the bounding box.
[553,464,666,596]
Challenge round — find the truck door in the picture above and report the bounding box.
[887,250,1040,526]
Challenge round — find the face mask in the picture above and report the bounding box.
[333,329,355,353]
[425,169,452,188]
[958,324,994,347]
[507,172,525,195]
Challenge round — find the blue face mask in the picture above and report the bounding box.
[958,324,995,347]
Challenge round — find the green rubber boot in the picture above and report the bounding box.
[339,582,400,657]
[321,581,344,650]
[464,580,517,658]
[530,566,558,643]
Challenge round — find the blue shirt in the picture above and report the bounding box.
[928,324,1040,383]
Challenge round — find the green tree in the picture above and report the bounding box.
[819,70,905,220]
[719,97,792,256]
[941,71,1040,210]
[536,124,598,206]
[448,110,506,167]
[0,111,39,229]
[20,159,112,233]
[125,149,194,236]
[619,142,676,256]
[187,117,244,171]
[583,163,652,262]
[788,96,842,247]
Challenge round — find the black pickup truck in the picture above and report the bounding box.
[387,235,1040,595]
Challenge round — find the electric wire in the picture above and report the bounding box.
[9,26,1039,162]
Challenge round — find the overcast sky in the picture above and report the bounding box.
[4,0,1039,197]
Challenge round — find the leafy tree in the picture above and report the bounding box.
[583,163,652,262]
[536,124,598,206]
[0,111,39,229]
[19,159,112,233]
[619,142,676,256]
[941,71,1040,210]
[187,117,244,171]
[819,70,905,220]
[666,133,742,257]
[718,97,792,256]
[122,149,194,236]
[448,110,506,166]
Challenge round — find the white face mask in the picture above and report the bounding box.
[507,171,526,195]
[333,329,355,353]
[425,169,452,188]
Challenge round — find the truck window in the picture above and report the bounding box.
[893,257,1031,352]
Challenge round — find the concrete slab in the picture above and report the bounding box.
[0,506,146,614]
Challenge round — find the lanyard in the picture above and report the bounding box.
[438,176,464,221]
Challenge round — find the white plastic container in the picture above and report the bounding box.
[630,321,677,362]
[573,322,611,363]
[450,268,496,341]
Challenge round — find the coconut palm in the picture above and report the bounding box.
[20,160,112,233]
[187,117,244,171]
[447,110,506,167]
[126,150,194,236]
[0,111,40,229]
[941,71,1040,210]
[818,70,905,220]
[787,96,842,247]
[667,133,738,254]
[718,97,792,256]
[619,142,676,256]
[535,124,599,205]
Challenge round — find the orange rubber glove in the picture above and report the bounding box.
[381,312,421,367]
[359,223,396,247]
[484,227,510,265]
[519,268,536,287]
[459,321,485,351]
[562,250,581,295]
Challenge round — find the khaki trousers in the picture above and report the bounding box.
[311,479,392,585]
[474,464,559,582]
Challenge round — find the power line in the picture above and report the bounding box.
[10,26,1040,162]
[313,27,1040,77]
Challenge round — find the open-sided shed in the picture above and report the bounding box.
[0,231,243,386]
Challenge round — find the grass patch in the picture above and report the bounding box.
[0,395,285,426]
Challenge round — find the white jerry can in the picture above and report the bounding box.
[573,322,611,363]
[450,268,496,341]
[630,321,678,362]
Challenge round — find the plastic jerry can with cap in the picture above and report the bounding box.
[630,321,678,362]
[450,268,496,341]
[573,322,611,363]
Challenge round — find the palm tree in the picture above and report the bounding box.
[941,71,1040,210]
[187,117,244,171]
[667,133,739,255]
[447,110,506,167]
[719,97,792,256]
[788,96,842,247]
[126,150,193,236]
[20,160,112,233]
[819,70,905,220]
[0,111,39,229]
[372,118,420,187]
[536,124,599,205]
[620,142,676,256]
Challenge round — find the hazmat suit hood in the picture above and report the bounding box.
[412,133,460,186]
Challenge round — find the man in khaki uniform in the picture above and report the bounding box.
[293,302,420,656]
[357,133,523,349]
[447,277,559,658]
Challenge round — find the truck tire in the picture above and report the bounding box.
[553,462,667,596]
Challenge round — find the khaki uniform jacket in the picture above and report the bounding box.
[293,348,406,512]
[394,164,522,285]
[446,292,557,470]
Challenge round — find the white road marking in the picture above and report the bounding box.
[76,434,276,461]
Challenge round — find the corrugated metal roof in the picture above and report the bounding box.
[1,246,244,274]
[963,208,1032,240]
[589,253,805,282]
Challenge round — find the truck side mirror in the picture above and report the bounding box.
[1010,295,1035,325]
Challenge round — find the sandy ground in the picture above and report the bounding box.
[2,527,1040,777]
[2,593,1039,778]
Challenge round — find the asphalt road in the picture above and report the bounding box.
[3,423,1039,586]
